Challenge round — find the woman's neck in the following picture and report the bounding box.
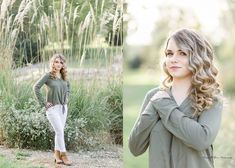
[171,77,192,95]
[55,71,61,78]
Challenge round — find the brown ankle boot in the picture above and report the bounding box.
[60,152,72,166]
[54,150,63,164]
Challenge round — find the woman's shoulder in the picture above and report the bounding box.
[38,72,51,81]
[213,91,224,107]
[145,86,163,99]
[45,72,50,76]
[42,72,50,78]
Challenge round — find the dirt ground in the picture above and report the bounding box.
[0,145,122,168]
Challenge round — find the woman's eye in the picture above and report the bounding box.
[180,51,187,56]
[166,52,173,57]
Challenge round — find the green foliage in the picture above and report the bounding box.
[15,151,32,160]
[0,98,52,149]
[0,74,122,150]
[127,55,143,69]
[0,155,23,168]
[68,82,109,131]
[103,81,123,144]
[66,79,123,148]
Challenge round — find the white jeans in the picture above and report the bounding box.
[46,104,68,152]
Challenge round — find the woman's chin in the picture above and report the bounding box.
[170,74,190,79]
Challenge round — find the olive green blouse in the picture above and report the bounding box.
[33,73,70,107]
[129,87,223,168]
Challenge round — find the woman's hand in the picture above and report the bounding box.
[46,102,53,110]
[151,91,171,101]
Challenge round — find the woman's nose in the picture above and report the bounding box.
[170,54,178,62]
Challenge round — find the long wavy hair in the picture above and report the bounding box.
[49,53,68,81]
[162,28,220,118]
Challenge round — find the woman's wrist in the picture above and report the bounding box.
[46,102,53,110]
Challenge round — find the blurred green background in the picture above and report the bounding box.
[123,0,235,167]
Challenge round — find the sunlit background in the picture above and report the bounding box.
[124,0,235,167]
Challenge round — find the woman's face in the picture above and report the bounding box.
[53,57,64,72]
[165,38,192,80]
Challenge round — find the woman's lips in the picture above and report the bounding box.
[169,66,181,70]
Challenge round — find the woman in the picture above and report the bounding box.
[128,28,223,168]
[33,53,72,166]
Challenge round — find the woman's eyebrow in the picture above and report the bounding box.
[165,49,186,52]
[165,49,172,53]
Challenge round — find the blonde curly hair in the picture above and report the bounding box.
[49,53,68,81]
[162,28,220,118]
